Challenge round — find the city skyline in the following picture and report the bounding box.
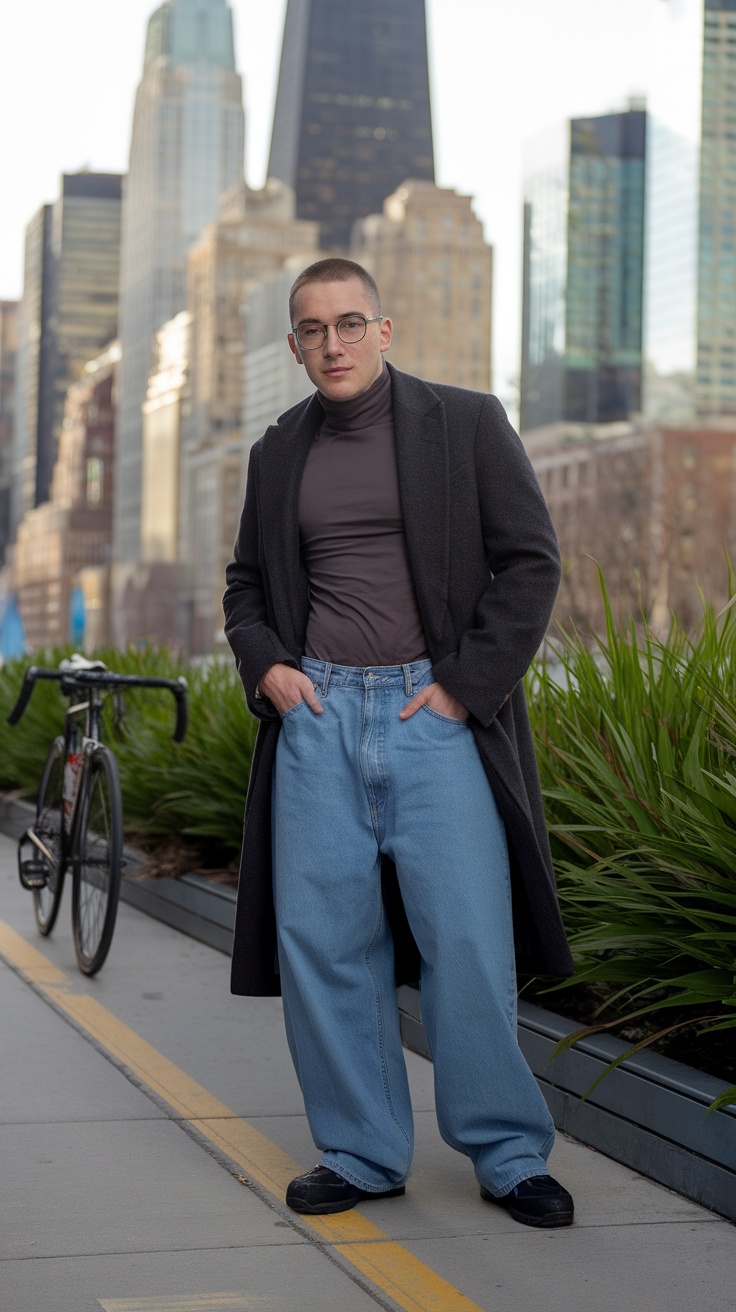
[1,0,685,408]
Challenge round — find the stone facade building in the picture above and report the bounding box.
[14,344,119,650]
[353,180,492,391]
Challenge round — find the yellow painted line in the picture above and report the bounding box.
[0,918,484,1312]
[0,920,68,985]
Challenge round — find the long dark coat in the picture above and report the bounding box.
[223,364,575,995]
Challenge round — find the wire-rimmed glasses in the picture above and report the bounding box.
[292,315,383,350]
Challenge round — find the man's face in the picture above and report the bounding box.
[288,277,393,402]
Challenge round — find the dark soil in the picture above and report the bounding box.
[127,833,238,888]
[521,979,736,1088]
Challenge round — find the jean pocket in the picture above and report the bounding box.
[280,699,309,719]
[421,705,470,727]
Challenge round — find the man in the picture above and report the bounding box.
[223,257,575,1227]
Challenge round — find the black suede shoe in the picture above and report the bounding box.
[286,1165,406,1215]
[481,1174,574,1227]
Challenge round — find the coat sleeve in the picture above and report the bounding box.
[222,440,299,721]
[431,394,561,728]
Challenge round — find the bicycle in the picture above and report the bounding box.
[7,655,188,975]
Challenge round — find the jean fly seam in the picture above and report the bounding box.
[374,687,389,849]
[359,683,381,843]
[320,661,332,697]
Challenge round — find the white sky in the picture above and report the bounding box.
[0,0,694,409]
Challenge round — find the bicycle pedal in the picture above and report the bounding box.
[19,858,49,890]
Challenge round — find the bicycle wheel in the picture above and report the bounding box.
[33,737,66,935]
[71,745,123,975]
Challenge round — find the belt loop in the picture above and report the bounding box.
[321,662,333,696]
[402,663,413,697]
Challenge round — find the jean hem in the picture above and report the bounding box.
[478,1129,556,1198]
[320,1154,410,1193]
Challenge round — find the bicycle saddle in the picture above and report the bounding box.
[59,653,108,673]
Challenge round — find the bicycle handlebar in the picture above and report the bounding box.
[7,667,189,742]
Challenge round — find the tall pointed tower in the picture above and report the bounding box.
[114,0,245,564]
[268,0,434,250]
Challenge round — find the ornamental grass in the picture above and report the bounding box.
[0,645,255,858]
[528,569,736,1111]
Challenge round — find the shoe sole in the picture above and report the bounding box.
[506,1204,574,1228]
[480,1187,573,1228]
[287,1185,406,1216]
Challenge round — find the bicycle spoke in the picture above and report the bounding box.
[73,747,122,974]
[78,774,111,956]
[32,739,66,935]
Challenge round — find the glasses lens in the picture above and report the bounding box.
[337,316,367,343]
[295,325,325,350]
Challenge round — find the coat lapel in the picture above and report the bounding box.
[259,392,323,652]
[389,366,453,656]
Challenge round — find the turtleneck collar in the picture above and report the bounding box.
[318,363,392,434]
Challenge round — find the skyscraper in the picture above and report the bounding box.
[268,0,435,250]
[644,0,701,416]
[114,0,245,566]
[13,205,52,531]
[696,0,736,419]
[0,301,18,565]
[14,174,122,524]
[520,107,647,433]
[353,181,493,391]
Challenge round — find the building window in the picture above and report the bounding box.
[87,457,103,504]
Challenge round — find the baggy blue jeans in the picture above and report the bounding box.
[272,658,555,1196]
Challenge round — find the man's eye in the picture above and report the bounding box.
[301,327,321,339]
[341,318,363,330]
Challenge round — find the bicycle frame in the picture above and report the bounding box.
[60,692,102,850]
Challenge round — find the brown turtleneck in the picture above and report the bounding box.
[298,366,428,666]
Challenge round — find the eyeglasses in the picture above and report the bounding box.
[292,315,383,350]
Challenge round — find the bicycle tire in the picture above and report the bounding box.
[71,745,123,975]
[33,737,66,935]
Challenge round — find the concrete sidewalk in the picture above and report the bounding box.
[1,830,734,1312]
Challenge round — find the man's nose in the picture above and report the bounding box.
[323,325,345,355]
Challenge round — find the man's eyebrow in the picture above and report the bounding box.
[295,310,366,327]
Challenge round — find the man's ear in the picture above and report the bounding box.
[288,332,303,365]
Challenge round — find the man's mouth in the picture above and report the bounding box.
[323,367,350,377]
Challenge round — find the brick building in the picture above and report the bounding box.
[530,424,736,633]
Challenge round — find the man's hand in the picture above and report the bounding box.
[399,681,469,721]
[259,663,323,715]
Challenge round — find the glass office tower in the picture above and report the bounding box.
[696,0,736,418]
[115,0,245,563]
[14,205,53,528]
[268,0,435,249]
[14,174,122,522]
[521,109,647,432]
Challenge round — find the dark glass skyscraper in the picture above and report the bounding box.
[268,0,435,249]
[520,108,646,432]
